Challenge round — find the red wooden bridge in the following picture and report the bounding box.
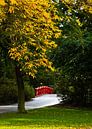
[35,86,53,96]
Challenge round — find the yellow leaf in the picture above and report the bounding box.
[0,0,5,5]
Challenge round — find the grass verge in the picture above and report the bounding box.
[0,106,92,129]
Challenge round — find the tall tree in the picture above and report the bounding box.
[0,0,61,112]
[51,0,92,105]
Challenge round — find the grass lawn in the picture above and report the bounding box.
[0,106,92,129]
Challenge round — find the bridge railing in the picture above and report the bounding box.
[35,86,53,96]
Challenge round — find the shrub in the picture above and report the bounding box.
[24,82,35,101]
[0,78,18,105]
[0,78,35,105]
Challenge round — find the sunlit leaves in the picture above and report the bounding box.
[0,0,61,77]
[0,0,5,5]
[63,0,92,14]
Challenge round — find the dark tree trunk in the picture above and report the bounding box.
[15,64,26,113]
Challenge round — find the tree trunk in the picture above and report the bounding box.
[15,64,26,113]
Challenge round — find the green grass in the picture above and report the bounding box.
[0,106,92,129]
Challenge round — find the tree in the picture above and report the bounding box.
[0,0,61,112]
[50,0,92,105]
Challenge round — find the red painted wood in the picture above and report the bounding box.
[35,86,53,96]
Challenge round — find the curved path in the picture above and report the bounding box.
[0,94,62,113]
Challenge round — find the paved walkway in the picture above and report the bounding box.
[0,94,62,113]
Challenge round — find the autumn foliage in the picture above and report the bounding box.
[0,0,61,77]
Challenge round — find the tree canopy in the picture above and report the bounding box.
[0,0,61,77]
[50,0,92,105]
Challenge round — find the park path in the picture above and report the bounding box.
[0,94,62,113]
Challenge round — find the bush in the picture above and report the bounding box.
[0,78,35,105]
[24,82,35,101]
[0,78,18,105]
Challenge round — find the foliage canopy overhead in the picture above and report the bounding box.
[0,0,61,77]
